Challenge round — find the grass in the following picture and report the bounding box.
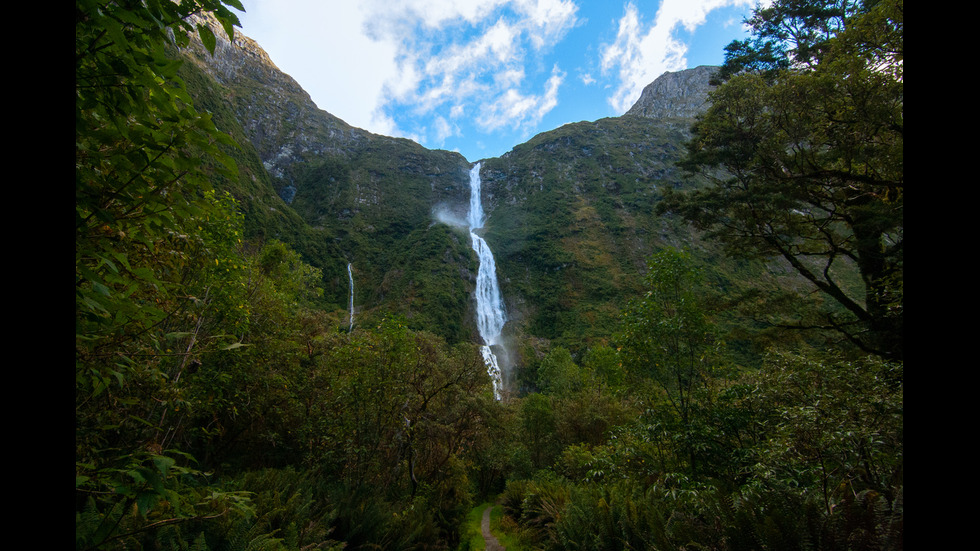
[459,501,489,550]
[458,500,531,551]
[489,504,529,550]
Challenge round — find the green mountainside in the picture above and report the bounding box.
[177,19,783,363]
[481,113,705,347]
[171,6,884,425]
[76,2,902,549]
[179,21,479,343]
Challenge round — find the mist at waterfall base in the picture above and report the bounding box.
[433,164,509,399]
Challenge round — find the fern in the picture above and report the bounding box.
[221,518,283,551]
[75,497,126,551]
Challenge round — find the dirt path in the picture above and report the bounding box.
[481,504,505,551]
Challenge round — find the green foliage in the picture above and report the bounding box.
[111,467,348,551]
[715,0,863,81]
[225,468,345,550]
[499,349,902,550]
[743,351,903,517]
[480,117,700,348]
[496,252,900,550]
[76,1,903,548]
[664,0,903,361]
[275,318,497,547]
[536,347,582,395]
[500,477,571,548]
[581,345,625,389]
[619,249,723,425]
[74,0,271,545]
[517,393,560,471]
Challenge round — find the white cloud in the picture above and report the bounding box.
[238,1,400,133]
[370,0,578,134]
[364,0,509,31]
[514,0,580,49]
[477,65,564,131]
[494,68,524,88]
[599,0,757,113]
[239,0,578,143]
[434,116,456,142]
[421,18,520,77]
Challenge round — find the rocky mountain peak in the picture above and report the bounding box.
[182,14,374,185]
[624,65,718,120]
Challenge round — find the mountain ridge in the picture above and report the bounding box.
[182,16,469,190]
[186,14,717,169]
[179,17,737,357]
[625,64,717,121]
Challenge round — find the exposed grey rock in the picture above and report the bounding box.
[183,14,374,182]
[625,65,718,120]
[181,14,471,211]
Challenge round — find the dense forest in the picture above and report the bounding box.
[76,0,902,550]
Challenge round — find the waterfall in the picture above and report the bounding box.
[467,163,506,399]
[347,262,354,332]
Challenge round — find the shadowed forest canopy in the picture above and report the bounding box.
[76,0,902,549]
[662,0,903,361]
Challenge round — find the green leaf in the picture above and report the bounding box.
[92,282,112,297]
[222,0,246,13]
[152,454,176,475]
[222,342,250,350]
[197,23,216,55]
[136,490,161,516]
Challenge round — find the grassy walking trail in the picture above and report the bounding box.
[461,500,526,550]
[481,504,505,550]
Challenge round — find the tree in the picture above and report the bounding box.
[619,249,721,426]
[661,0,902,361]
[518,393,560,471]
[617,249,731,478]
[740,351,904,547]
[76,1,251,547]
[300,319,495,547]
[536,346,582,395]
[713,0,864,81]
[76,0,247,377]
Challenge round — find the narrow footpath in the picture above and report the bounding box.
[481,504,505,551]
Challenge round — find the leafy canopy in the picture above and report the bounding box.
[76,0,245,349]
[76,0,252,546]
[661,0,903,361]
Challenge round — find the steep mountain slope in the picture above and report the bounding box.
[180,21,774,364]
[478,67,722,350]
[179,18,480,342]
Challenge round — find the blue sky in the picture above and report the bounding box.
[236,0,763,162]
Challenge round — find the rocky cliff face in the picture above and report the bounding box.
[624,65,717,121]
[180,18,728,348]
[182,15,469,204]
[475,68,719,345]
[183,16,370,185]
[180,17,479,342]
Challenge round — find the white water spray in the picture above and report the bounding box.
[467,163,506,399]
[347,262,354,332]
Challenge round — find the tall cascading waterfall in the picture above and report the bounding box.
[467,162,506,399]
[347,262,354,332]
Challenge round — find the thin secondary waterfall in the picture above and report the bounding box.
[467,163,506,399]
[347,262,354,332]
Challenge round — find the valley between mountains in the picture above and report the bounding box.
[76,2,903,549]
[179,20,765,379]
